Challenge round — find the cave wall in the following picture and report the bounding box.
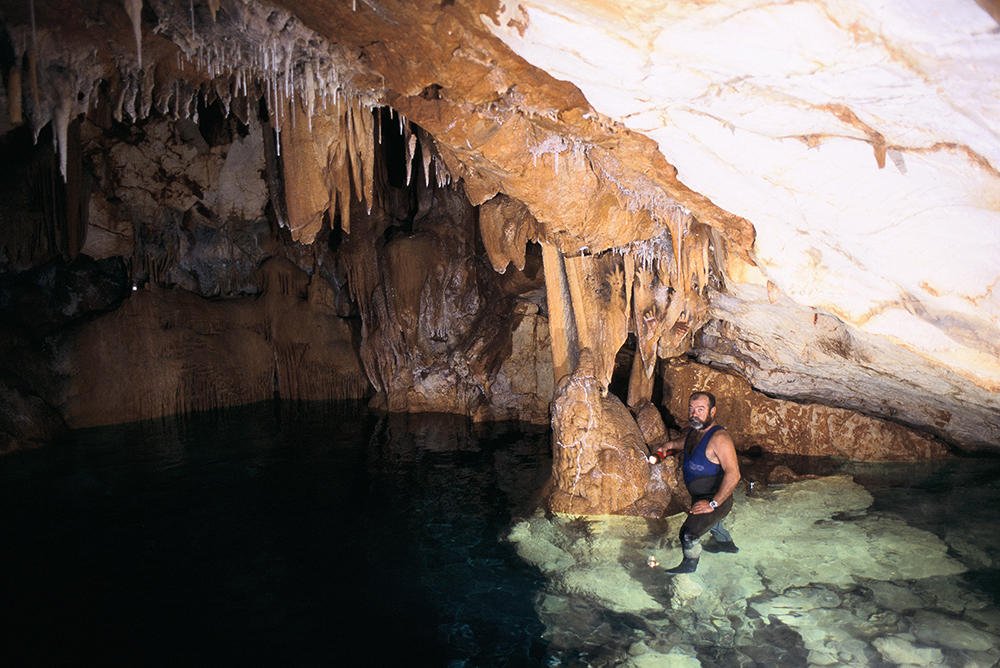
[0,99,557,436]
[661,359,949,462]
[3,0,991,523]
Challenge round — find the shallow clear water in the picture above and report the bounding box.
[2,404,999,666]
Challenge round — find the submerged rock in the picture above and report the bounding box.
[507,473,991,666]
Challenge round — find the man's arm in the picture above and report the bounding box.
[690,431,741,514]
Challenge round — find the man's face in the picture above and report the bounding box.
[688,397,715,429]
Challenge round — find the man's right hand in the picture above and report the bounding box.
[648,448,680,464]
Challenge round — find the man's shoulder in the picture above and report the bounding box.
[708,425,736,447]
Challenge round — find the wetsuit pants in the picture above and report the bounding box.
[679,495,734,559]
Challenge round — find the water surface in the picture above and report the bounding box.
[3,404,999,667]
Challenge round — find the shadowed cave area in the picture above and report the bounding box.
[1,0,1000,665]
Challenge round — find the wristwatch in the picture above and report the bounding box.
[708,499,718,509]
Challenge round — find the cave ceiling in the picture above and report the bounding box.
[1,0,998,450]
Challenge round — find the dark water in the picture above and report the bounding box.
[4,404,1000,667]
[0,403,551,666]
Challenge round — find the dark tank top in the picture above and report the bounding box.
[682,425,724,497]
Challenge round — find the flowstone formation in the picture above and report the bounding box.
[508,475,999,667]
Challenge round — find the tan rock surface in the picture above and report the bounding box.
[662,359,949,461]
[64,258,368,427]
[549,350,651,514]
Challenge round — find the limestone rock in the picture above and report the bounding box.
[488,0,1000,451]
[662,358,949,461]
[633,400,667,449]
[549,350,650,514]
[483,303,553,424]
[63,261,369,427]
[873,635,945,666]
[2,0,999,456]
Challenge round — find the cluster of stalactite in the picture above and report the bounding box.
[2,0,459,276]
[2,0,725,424]
[1,0,396,235]
[480,191,727,405]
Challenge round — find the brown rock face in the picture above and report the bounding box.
[662,359,949,461]
[633,400,667,448]
[548,351,650,514]
[64,258,368,427]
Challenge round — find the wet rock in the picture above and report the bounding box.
[548,350,650,514]
[506,517,575,573]
[864,581,926,612]
[508,473,994,668]
[662,359,949,461]
[626,649,700,667]
[872,635,945,667]
[767,465,800,484]
[910,610,998,651]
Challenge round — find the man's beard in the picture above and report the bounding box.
[689,416,713,430]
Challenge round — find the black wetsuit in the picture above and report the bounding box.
[679,425,733,544]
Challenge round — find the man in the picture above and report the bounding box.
[649,391,741,574]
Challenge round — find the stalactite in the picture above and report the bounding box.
[478,193,536,273]
[52,95,70,182]
[405,130,416,186]
[421,128,433,188]
[7,56,23,126]
[541,243,579,384]
[26,43,42,141]
[327,100,353,234]
[122,0,143,70]
[281,101,331,242]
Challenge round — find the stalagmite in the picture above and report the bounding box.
[122,0,143,70]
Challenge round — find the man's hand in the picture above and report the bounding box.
[648,447,681,464]
[689,499,715,515]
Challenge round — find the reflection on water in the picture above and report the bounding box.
[1,404,999,667]
[0,404,550,666]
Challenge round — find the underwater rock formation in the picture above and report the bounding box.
[507,474,997,666]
